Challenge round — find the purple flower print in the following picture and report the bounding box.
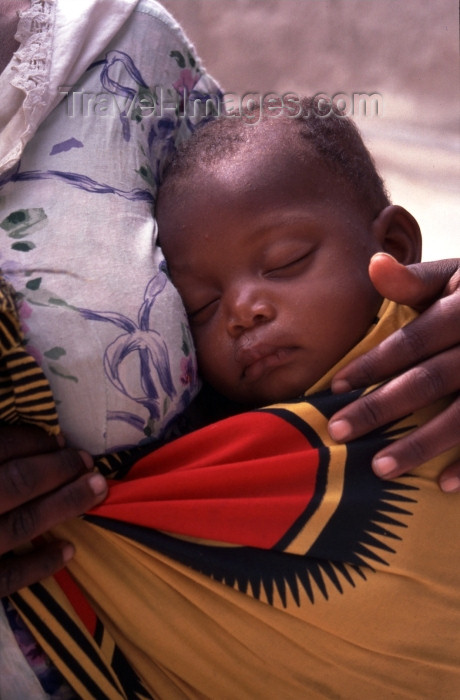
[79,272,176,427]
[180,355,197,387]
[99,50,148,141]
[100,50,148,99]
[173,68,200,97]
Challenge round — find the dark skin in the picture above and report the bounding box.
[0,257,458,597]
[330,253,460,488]
[0,427,107,596]
[0,3,458,597]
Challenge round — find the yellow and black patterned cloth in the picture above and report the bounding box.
[4,290,460,699]
[0,276,59,434]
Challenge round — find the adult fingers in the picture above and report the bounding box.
[438,459,460,494]
[329,255,460,489]
[0,424,63,462]
[370,395,460,485]
[0,445,95,515]
[368,254,460,310]
[329,345,460,441]
[0,469,107,554]
[0,425,108,594]
[330,279,459,394]
[0,469,108,594]
[0,541,75,598]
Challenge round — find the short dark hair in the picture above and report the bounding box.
[158,96,390,219]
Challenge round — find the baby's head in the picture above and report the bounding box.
[157,97,421,406]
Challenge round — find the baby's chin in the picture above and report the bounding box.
[227,384,308,409]
[209,361,321,407]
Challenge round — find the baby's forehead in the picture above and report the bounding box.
[220,117,313,163]
[158,114,319,213]
[158,113,366,235]
[209,137,347,220]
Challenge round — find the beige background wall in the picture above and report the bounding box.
[162,0,459,260]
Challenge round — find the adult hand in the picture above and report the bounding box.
[328,254,460,492]
[0,425,107,596]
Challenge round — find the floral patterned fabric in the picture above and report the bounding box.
[0,0,221,695]
[4,301,458,698]
[0,0,221,455]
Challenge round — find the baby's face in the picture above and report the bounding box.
[159,139,382,406]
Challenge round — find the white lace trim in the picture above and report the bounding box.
[10,0,55,111]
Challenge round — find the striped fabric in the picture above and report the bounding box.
[0,276,59,434]
[10,576,152,700]
[2,287,459,698]
[1,273,152,698]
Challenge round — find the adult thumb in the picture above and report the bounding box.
[368,253,459,311]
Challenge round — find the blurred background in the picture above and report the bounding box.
[162,0,458,261]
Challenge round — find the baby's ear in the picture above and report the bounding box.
[371,205,422,264]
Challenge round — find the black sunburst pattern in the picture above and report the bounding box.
[89,388,419,608]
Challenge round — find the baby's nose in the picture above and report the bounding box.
[226,287,275,336]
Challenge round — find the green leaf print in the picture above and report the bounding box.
[44,346,66,360]
[170,50,186,68]
[25,277,42,291]
[48,297,79,311]
[136,163,155,188]
[11,241,36,252]
[48,364,78,383]
[1,208,47,238]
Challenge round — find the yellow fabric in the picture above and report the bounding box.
[7,299,460,698]
[44,301,460,698]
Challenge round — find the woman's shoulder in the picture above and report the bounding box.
[132,0,196,45]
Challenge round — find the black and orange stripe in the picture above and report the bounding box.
[0,275,59,434]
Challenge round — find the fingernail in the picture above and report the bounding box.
[88,473,107,496]
[56,432,66,447]
[78,450,94,470]
[331,378,352,394]
[373,455,398,478]
[61,543,75,563]
[440,475,460,493]
[328,419,352,442]
[372,252,396,262]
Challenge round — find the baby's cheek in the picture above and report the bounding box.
[198,339,236,392]
[194,329,218,373]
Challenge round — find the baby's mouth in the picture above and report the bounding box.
[236,343,297,382]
